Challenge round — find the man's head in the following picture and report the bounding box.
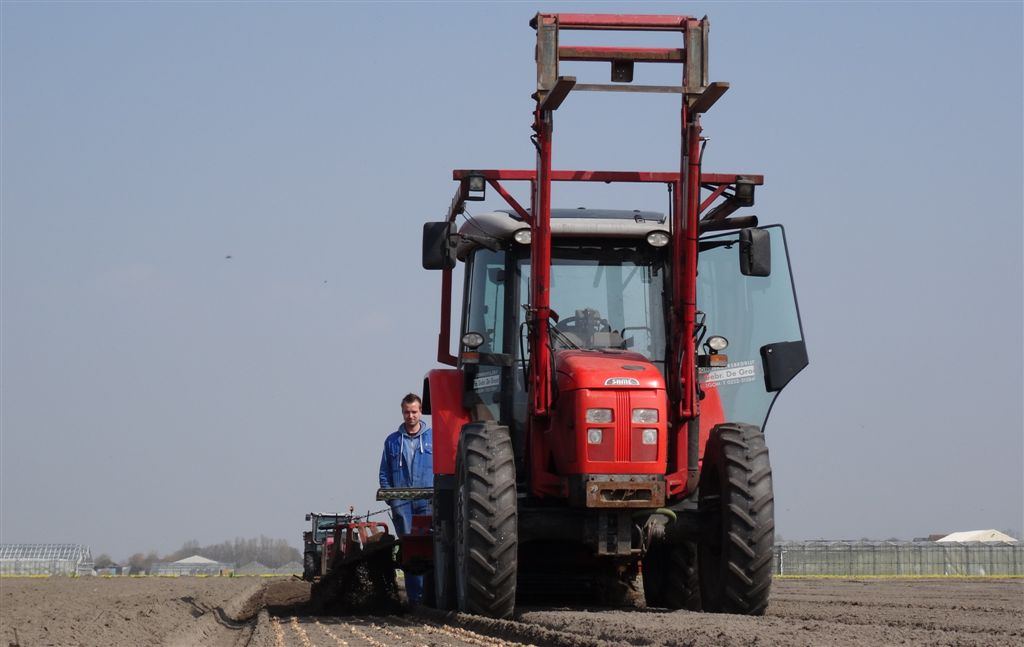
[401,393,423,434]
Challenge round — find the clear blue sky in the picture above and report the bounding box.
[2,1,1021,560]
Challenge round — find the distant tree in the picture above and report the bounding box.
[164,539,201,562]
[93,554,114,569]
[201,536,300,568]
[151,537,301,569]
[127,551,161,574]
[127,553,146,574]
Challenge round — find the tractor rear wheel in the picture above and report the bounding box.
[303,551,318,581]
[698,423,774,615]
[454,422,518,618]
[642,541,700,610]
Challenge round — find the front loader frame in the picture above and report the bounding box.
[431,14,762,501]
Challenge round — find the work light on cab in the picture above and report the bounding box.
[466,173,486,201]
[513,229,532,245]
[702,335,730,367]
[646,231,670,248]
[707,336,728,352]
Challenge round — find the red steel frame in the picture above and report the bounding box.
[434,14,761,499]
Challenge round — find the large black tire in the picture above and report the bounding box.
[430,487,455,610]
[454,422,518,618]
[642,541,701,610]
[698,423,774,615]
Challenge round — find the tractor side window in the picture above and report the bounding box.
[463,248,509,423]
[464,248,506,353]
[697,226,804,429]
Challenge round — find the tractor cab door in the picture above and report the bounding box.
[461,246,531,474]
[461,248,517,423]
[696,225,807,429]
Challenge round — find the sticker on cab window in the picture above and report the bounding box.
[699,360,757,389]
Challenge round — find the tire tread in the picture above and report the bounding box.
[455,422,518,618]
[699,423,774,616]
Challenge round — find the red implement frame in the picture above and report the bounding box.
[435,14,761,499]
[332,520,392,564]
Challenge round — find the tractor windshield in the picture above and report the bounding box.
[314,516,348,540]
[459,241,668,427]
[519,241,667,368]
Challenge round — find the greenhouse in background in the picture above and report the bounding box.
[774,540,1022,576]
[0,544,94,576]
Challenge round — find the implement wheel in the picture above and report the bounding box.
[642,541,700,610]
[430,487,455,610]
[698,423,774,615]
[454,422,518,618]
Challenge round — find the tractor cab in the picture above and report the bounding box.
[451,209,804,444]
[455,209,669,426]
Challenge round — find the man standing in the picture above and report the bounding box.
[379,393,433,605]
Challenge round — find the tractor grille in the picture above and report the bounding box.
[615,391,631,462]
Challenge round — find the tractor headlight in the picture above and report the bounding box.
[586,408,613,423]
[513,229,532,245]
[646,231,670,248]
[587,428,603,444]
[461,332,485,349]
[631,408,658,423]
[641,429,658,445]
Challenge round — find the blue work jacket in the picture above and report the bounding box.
[379,423,433,536]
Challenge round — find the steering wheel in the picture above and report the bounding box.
[555,308,611,346]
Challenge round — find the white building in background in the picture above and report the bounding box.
[152,554,231,575]
[0,543,94,575]
[936,529,1018,543]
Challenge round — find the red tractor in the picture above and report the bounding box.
[302,512,353,581]
[418,13,807,618]
[302,511,400,613]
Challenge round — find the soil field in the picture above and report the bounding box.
[1,576,1021,647]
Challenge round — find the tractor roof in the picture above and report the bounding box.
[456,208,668,259]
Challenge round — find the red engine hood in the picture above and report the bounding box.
[555,350,665,391]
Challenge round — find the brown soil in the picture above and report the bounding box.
[1,576,1021,647]
[512,579,1024,647]
[0,576,263,647]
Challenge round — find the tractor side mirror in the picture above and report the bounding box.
[739,227,771,277]
[423,221,456,270]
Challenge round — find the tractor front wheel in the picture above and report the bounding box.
[454,422,518,618]
[642,541,700,610]
[698,423,774,615]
